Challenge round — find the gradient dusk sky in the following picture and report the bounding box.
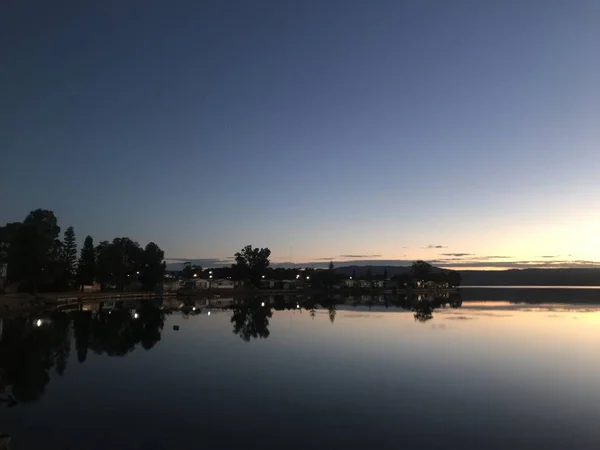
[1,0,599,269]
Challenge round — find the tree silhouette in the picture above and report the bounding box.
[77,236,96,291]
[8,209,61,292]
[234,245,271,287]
[61,226,77,289]
[95,238,143,291]
[140,242,166,291]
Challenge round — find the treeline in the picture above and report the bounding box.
[0,209,166,293]
[181,246,461,288]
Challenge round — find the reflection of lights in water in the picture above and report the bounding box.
[207,311,211,316]
[261,302,265,307]
[133,313,139,319]
[36,319,42,327]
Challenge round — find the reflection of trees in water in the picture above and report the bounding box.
[80,303,165,357]
[0,309,74,404]
[0,302,165,406]
[231,298,273,342]
[406,294,462,322]
[231,292,463,339]
[0,317,54,404]
[300,292,462,323]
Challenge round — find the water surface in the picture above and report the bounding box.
[1,291,600,449]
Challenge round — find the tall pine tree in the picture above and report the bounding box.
[62,226,77,288]
[77,236,95,291]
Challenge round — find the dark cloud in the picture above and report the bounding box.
[437,255,513,261]
[422,245,447,249]
[540,255,557,258]
[441,253,474,257]
[314,257,336,261]
[286,258,600,270]
[338,254,382,258]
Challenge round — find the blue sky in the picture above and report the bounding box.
[1,0,599,269]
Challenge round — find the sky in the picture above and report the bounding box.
[1,0,599,270]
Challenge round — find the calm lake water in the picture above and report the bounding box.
[2,289,600,449]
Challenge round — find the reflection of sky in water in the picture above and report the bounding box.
[1,299,599,449]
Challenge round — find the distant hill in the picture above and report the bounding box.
[335,266,600,286]
[459,268,600,286]
[334,265,411,277]
[334,264,445,277]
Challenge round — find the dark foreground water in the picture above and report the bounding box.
[1,290,600,449]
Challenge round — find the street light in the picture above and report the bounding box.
[262,275,265,279]
[306,276,310,280]
[193,273,197,278]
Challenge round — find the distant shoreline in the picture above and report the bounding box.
[460,285,600,289]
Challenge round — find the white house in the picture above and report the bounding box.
[163,280,180,292]
[212,278,234,289]
[182,279,210,290]
[342,279,356,288]
[82,283,102,293]
[0,263,7,287]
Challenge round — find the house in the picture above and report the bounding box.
[0,263,7,289]
[419,281,449,289]
[82,283,102,293]
[182,279,210,290]
[260,279,276,289]
[341,279,356,288]
[163,280,180,292]
[282,280,298,290]
[212,278,234,289]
